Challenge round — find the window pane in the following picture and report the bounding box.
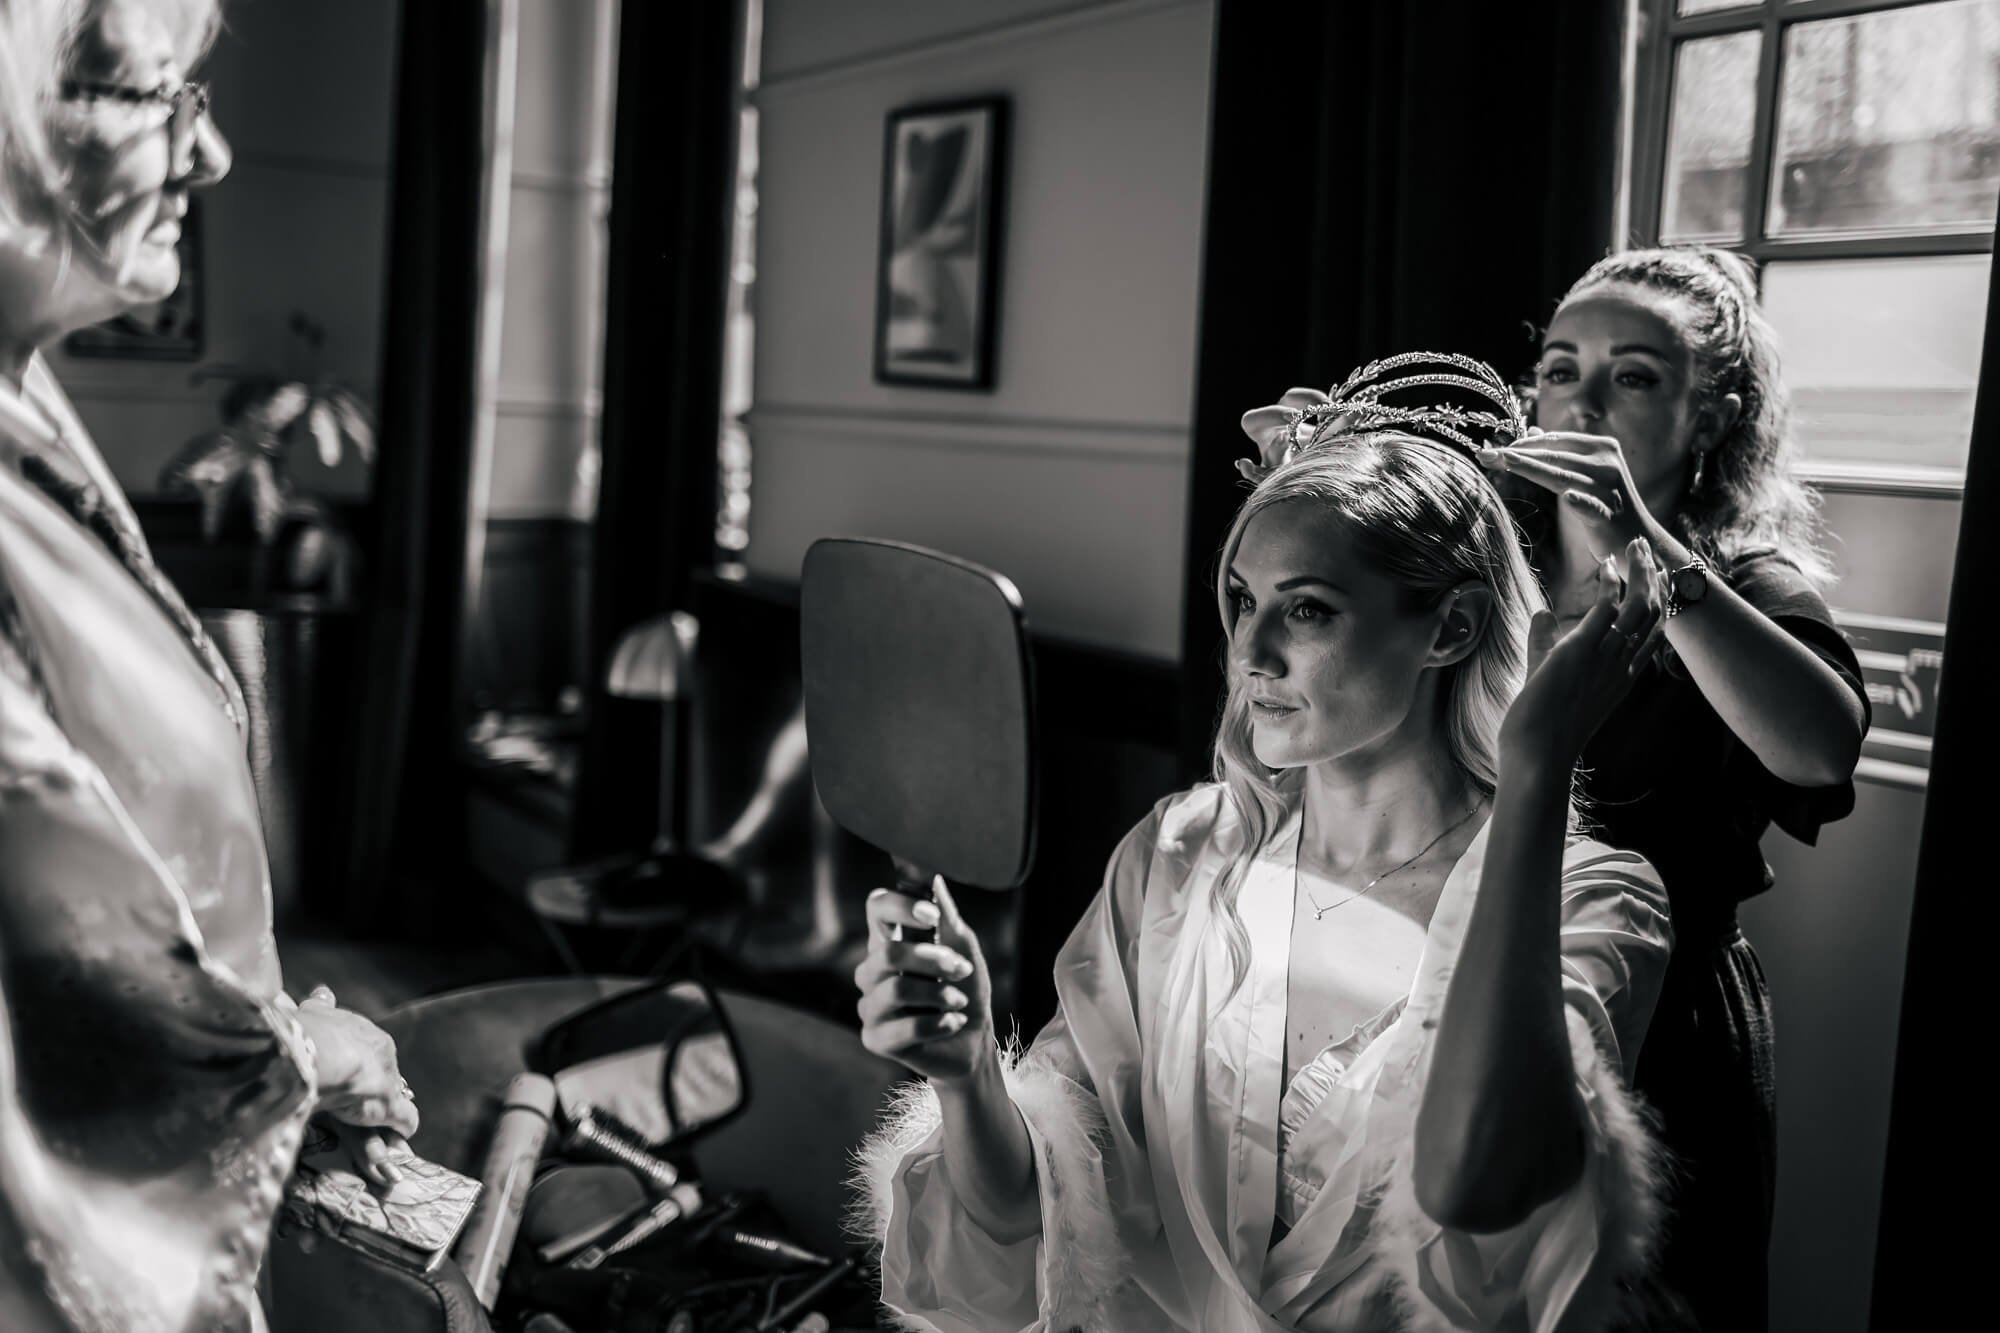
[1662,32,1762,243]
[1769,0,2000,238]
[1763,254,1988,475]
[1680,0,1758,14]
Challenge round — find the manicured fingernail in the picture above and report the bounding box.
[942,986,968,1009]
[913,901,940,927]
[942,1012,967,1031]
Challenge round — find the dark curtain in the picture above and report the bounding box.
[567,0,738,858]
[1177,0,1625,776]
[334,0,489,936]
[1870,217,1999,1326]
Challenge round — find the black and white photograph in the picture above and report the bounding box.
[0,1,1989,1330]
[63,195,205,359]
[874,96,1006,389]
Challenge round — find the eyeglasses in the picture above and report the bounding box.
[60,79,212,163]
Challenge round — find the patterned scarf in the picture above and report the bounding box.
[0,362,246,733]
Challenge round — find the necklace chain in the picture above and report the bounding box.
[1303,801,1482,922]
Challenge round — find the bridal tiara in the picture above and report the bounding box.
[1237,351,1530,485]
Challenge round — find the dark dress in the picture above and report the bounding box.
[1576,549,1870,1331]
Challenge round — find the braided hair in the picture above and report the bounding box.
[1557,245,1833,586]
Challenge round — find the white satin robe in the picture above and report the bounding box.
[854,785,1673,1332]
[1,360,314,1333]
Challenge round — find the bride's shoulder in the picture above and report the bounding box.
[1131,782,1272,867]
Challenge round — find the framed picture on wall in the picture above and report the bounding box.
[874,96,1008,390]
[64,196,204,361]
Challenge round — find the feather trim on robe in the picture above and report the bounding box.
[848,1039,1127,1332]
[1365,1006,1667,1332]
[848,792,1675,1333]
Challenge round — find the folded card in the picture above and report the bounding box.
[279,1121,483,1272]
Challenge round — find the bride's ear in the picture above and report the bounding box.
[1428,582,1494,669]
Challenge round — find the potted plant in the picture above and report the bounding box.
[158,311,373,603]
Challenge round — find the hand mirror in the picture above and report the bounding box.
[798,537,1038,893]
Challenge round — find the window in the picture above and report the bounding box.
[715,0,763,575]
[1630,0,2000,489]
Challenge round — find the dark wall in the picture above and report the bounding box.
[464,517,594,717]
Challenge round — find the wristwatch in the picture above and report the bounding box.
[1664,556,1710,617]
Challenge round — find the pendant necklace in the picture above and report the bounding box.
[1303,801,1482,922]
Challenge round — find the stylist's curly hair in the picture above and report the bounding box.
[1546,245,1834,586]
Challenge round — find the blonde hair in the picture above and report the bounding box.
[1207,433,1550,996]
[0,0,221,241]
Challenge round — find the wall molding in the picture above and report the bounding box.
[748,400,1187,462]
[1836,609,1948,638]
[56,382,212,405]
[231,150,391,182]
[495,396,602,421]
[1856,756,1928,791]
[1800,462,1966,499]
[757,0,1209,96]
[511,167,613,195]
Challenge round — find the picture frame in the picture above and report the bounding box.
[64,196,205,361]
[874,96,1008,390]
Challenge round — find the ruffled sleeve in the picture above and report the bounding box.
[848,804,1174,1333]
[1721,549,1870,844]
[1365,840,1673,1333]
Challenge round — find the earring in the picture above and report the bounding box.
[1689,452,1706,497]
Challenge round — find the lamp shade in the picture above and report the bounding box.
[606,611,699,701]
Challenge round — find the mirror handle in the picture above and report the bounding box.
[889,855,939,952]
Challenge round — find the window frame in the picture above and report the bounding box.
[1628,0,1994,496]
[1632,0,1998,261]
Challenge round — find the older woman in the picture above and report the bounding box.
[1,3,416,1329]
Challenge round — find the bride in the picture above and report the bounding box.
[850,356,1674,1331]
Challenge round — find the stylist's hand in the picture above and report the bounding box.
[855,877,994,1087]
[293,986,420,1141]
[1475,429,1663,562]
[1500,537,1665,764]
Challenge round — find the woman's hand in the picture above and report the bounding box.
[854,877,995,1087]
[1500,537,1665,765]
[1476,429,1661,562]
[292,986,419,1143]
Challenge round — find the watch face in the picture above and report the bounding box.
[1672,566,1707,603]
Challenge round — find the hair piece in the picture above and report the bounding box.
[1239,351,1530,485]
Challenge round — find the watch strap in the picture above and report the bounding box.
[1664,556,1710,618]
